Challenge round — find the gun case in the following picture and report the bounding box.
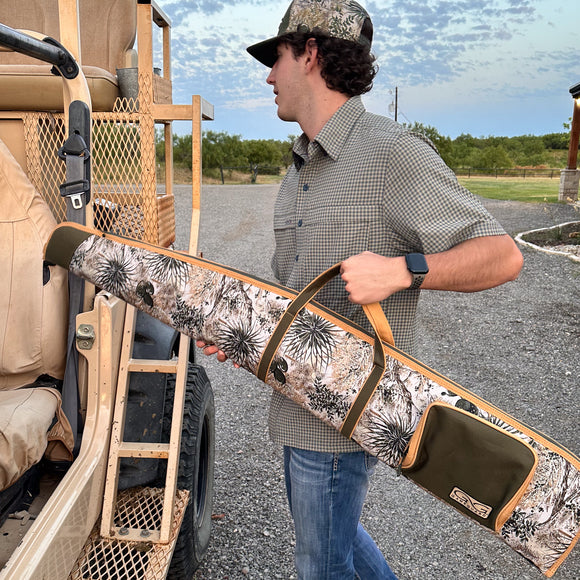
[45,223,580,577]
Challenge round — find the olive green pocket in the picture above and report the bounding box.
[401,402,538,531]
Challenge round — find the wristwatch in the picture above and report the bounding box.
[405,253,429,290]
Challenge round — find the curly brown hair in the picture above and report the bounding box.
[279,31,377,97]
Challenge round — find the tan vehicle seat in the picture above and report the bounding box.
[0,387,73,491]
[0,137,67,388]
[0,0,137,111]
[0,136,73,489]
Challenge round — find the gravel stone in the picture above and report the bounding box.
[170,185,579,580]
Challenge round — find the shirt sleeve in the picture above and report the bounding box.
[383,132,506,255]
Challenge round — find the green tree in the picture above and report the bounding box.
[155,127,165,162]
[449,133,480,168]
[403,122,453,165]
[202,131,247,169]
[244,139,282,166]
[470,145,513,169]
[543,132,569,150]
[279,135,298,167]
[505,136,547,167]
[173,134,193,168]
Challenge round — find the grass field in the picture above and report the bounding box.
[458,177,562,203]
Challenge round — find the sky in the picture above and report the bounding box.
[155,0,580,141]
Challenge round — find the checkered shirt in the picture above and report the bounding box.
[268,96,506,453]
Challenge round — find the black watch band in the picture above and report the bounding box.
[405,253,429,290]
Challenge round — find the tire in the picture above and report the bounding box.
[158,363,215,578]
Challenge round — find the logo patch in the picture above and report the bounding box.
[449,487,492,519]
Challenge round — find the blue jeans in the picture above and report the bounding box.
[284,446,398,579]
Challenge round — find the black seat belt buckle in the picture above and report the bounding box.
[59,179,90,209]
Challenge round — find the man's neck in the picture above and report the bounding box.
[300,90,349,142]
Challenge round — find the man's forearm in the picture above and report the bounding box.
[340,235,523,304]
[422,234,523,293]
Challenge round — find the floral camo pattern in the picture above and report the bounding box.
[279,0,370,44]
[66,231,579,575]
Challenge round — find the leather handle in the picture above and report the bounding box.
[256,263,395,439]
[257,264,394,381]
[362,301,395,348]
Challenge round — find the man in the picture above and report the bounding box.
[200,1,523,577]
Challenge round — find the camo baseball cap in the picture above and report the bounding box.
[247,0,373,67]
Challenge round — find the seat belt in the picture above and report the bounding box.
[58,100,91,453]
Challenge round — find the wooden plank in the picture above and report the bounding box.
[152,100,214,121]
[127,359,179,373]
[117,442,170,458]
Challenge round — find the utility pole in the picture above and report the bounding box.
[389,87,399,122]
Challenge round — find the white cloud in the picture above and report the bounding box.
[221,97,274,110]
[160,0,580,139]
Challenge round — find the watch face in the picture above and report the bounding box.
[406,253,429,275]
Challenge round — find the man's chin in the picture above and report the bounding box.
[277,110,295,123]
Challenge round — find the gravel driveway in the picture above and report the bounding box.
[171,184,579,580]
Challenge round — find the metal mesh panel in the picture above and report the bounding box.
[22,98,171,245]
[23,112,67,221]
[92,100,148,241]
[69,487,189,580]
[113,486,168,532]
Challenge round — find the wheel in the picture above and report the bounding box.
[158,363,215,578]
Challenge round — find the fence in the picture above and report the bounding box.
[453,167,563,179]
[218,165,280,184]
[212,165,563,182]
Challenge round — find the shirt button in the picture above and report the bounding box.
[297,219,303,227]
[303,184,309,192]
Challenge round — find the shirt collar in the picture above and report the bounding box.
[292,96,366,170]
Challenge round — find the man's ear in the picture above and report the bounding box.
[303,38,320,71]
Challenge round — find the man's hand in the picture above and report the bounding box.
[340,252,411,304]
[196,340,240,367]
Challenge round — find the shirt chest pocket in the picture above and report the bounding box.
[303,204,384,264]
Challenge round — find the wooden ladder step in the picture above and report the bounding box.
[126,359,179,373]
[117,442,170,458]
